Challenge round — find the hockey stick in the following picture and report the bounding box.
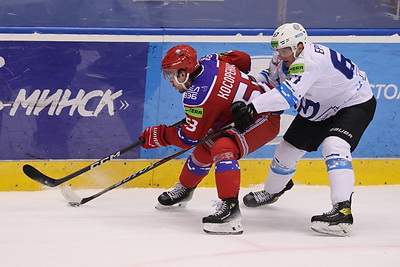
[23,119,185,187]
[61,124,233,207]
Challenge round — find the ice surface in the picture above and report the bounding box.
[1,185,399,266]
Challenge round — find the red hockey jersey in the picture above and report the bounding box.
[165,51,268,148]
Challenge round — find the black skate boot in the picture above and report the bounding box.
[202,198,243,235]
[156,183,195,210]
[243,179,294,208]
[311,198,353,237]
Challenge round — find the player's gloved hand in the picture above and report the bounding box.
[230,101,257,133]
[140,125,169,149]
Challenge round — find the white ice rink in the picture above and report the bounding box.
[1,184,400,267]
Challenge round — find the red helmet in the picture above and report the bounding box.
[161,44,200,75]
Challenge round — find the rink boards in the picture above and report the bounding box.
[3,159,400,191]
[0,33,399,190]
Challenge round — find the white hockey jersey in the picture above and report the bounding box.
[251,42,374,121]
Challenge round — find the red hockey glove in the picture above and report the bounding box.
[140,125,169,149]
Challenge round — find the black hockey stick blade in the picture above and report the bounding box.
[22,139,145,188]
[22,119,186,187]
[62,124,233,206]
[23,164,60,187]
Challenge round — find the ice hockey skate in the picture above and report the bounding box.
[243,179,294,207]
[311,199,353,237]
[156,183,195,210]
[202,198,243,235]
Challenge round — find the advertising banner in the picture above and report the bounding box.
[0,41,149,160]
[0,37,398,161]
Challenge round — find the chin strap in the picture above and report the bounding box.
[174,73,190,91]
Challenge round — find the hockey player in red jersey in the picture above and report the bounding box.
[139,44,280,235]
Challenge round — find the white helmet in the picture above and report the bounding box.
[271,22,307,56]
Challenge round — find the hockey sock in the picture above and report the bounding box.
[179,155,211,188]
[215,159,240,199]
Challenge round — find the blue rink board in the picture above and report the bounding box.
[142,42,400,160]
[0,40,397,160]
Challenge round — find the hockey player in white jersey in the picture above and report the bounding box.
[232,22,376,236]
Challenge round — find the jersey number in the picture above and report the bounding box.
[330,49,355,79]
[185,118,198,132]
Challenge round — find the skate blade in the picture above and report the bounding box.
[243,198,278,208]
[155,202,188,210]
[311,221,353,237]
[203,219,243,235]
